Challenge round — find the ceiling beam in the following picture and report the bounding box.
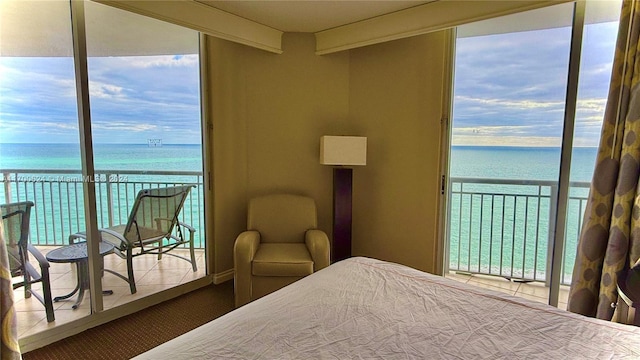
[97,0,283,54]
[315,0,572,55]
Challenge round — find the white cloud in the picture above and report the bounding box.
[456,95,564,110]
[124,55,199,69]
[89,81,125,99]
[454,125,540,136]
[452,135,561,147]
[91,122,156,131]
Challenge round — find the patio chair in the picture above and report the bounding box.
[70,185,197,294]
[1,201,55,322]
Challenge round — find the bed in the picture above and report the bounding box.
[135,257,640,359]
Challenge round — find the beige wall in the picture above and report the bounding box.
[209,33,350,274]
[349,33,447,273]
[209,31,448,276]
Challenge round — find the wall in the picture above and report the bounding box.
[209,31,447,276]
[349,33,447,273]
[208,33,350,274]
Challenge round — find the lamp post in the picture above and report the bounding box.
[320,136,367,263]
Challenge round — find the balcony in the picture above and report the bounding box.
[14,246,206,338]
[3,171,588,336]
[2,169,206,337]
[448,177,589,286]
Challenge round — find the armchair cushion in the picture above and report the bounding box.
[252,243,314,277]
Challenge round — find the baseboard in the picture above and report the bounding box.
[213,268,234,284]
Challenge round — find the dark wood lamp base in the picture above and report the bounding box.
[332,167,352,263]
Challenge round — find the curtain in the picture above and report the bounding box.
[568,0,640,320]
[0,220,21,360]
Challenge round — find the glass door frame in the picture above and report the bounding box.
[20,0,212,351]
[548,0,586,308]
[71,0,105,315]
[440,0,598,307]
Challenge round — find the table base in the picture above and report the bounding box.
[53,259,113,309]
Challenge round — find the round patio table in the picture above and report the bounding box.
[46,241,115,309]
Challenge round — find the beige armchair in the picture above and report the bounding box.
[234,194,330,307]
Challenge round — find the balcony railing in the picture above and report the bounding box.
[448,177,590,286]
[1,169,204,248]
[2,170,588,284]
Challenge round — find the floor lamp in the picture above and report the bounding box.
[320,136,367,263]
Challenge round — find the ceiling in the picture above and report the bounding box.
[197,0,433,33]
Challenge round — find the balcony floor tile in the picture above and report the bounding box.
[13,246,206,339]
[446,271,569,310]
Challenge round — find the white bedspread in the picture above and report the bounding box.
[136,257,640,359]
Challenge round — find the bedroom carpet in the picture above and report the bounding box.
[22,281,235,360]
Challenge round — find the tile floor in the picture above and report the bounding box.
[445,271,570,310]
[12,246,206,338]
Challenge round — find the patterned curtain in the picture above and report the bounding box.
[568,0,640,320]
[0,220,21,359]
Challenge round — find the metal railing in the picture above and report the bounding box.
[2,170,589,283]
[1,169,205,248]
[448,177,590,286]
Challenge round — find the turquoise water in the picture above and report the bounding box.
[0,143,202,171]
[450,146,596,182]
[1,143,596,282]
[0,143,204,247]
[449,146,597,284]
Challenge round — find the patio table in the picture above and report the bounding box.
[46,241,114,310]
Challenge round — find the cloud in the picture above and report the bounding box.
[89,81,125,99]
[124,55,199,68]
[451,19,618,148]
[0,52,202,144]
[456,95,564,110]
[91,122,157,131]
[452,135,561,147]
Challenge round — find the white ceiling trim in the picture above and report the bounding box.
[314,0,572,55]
[97,0,284,54]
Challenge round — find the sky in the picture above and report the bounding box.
[0,6,620,146]
[0,53,201,144]
[453,19,619,147]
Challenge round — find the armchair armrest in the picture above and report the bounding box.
[234,230,260,307]
[305,229,330,271]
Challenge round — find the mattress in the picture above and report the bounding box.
[136,257,640,359]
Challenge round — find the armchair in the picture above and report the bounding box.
[234,194,330,307]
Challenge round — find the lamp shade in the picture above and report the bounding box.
[320,136,367,166]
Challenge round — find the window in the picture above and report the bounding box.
[446,1,621,309]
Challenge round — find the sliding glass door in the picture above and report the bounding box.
[0,0,94,334]
[0,0,206,338]
[83,0,206,310]
[446,0,621,309]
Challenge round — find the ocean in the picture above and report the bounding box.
[0,143,205,247]
[0,143,203,171]
[450,145,597,182]
[449,146,597,284]
[0,143,597,284]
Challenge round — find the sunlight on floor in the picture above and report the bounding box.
[13,247,206,338]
